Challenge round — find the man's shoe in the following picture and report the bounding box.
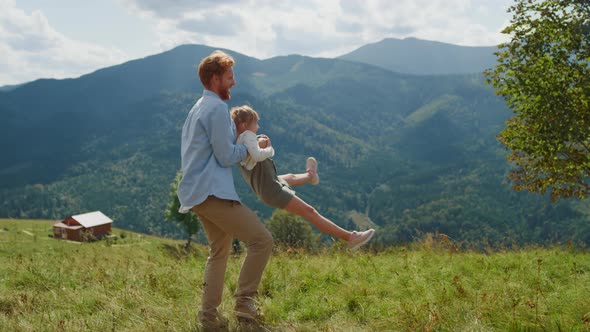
[348,229,375,251]
[306,157,320,185]
[197,310,229,331]
[235,297,264,322]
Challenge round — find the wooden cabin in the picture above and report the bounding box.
[53,211,113,242]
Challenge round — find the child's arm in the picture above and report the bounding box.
[241,131,275,162]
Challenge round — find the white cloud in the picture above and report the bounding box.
[0,0,128,85]
[120,0,243,19]
[1,0,511,85]
[123,0,510,60]
[177,11,244,37]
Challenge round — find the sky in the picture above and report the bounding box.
[0,0,513,86]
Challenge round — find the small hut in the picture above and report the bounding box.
[53,211,113,241]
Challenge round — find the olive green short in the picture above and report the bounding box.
[239,159,295,209]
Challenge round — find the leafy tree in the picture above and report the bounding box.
[165,170,200,247]
[267,210,320,250]
[485,0,590,201]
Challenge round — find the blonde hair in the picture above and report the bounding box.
[198,50,235,88]
[230,105,259,129]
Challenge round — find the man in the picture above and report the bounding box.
[177,50,273,329]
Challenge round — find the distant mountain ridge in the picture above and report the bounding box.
[338,37,498,75]
[0,84,23,92]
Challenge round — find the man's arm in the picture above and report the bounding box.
[206,104,247,167]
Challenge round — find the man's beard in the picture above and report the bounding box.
[220,87,231,100]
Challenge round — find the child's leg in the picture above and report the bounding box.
[283,195,352,241]
[278,173,312,187]
[278,157,319,187]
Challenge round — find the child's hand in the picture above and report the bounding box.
[258,138,269,148]
[257,134,271,148]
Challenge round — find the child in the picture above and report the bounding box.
[231,105,375,250]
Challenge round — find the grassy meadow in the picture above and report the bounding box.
[0,218,589,331]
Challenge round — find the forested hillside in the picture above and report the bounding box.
[1,44,588,247]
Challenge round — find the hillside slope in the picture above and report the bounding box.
[1,44,589,246]
[1,218,589,331]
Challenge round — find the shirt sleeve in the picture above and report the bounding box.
[205,103,247,167]
[242,131,275,162]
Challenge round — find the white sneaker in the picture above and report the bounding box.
[348,229,375,251]
[306,157,320,185]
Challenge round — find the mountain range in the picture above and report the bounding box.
[1,37,588,247]
[338,37,498,75]
[0,84,22,92]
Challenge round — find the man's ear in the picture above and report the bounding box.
[209,74,220,90]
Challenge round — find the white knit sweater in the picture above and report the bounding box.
[236,130,275,170]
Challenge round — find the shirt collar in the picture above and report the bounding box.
[203,89,222,100]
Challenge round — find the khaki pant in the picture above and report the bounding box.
[192,196,273,315]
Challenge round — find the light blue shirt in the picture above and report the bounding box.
[177,89,247,213]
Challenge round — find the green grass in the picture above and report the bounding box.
[1,219,589,331]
